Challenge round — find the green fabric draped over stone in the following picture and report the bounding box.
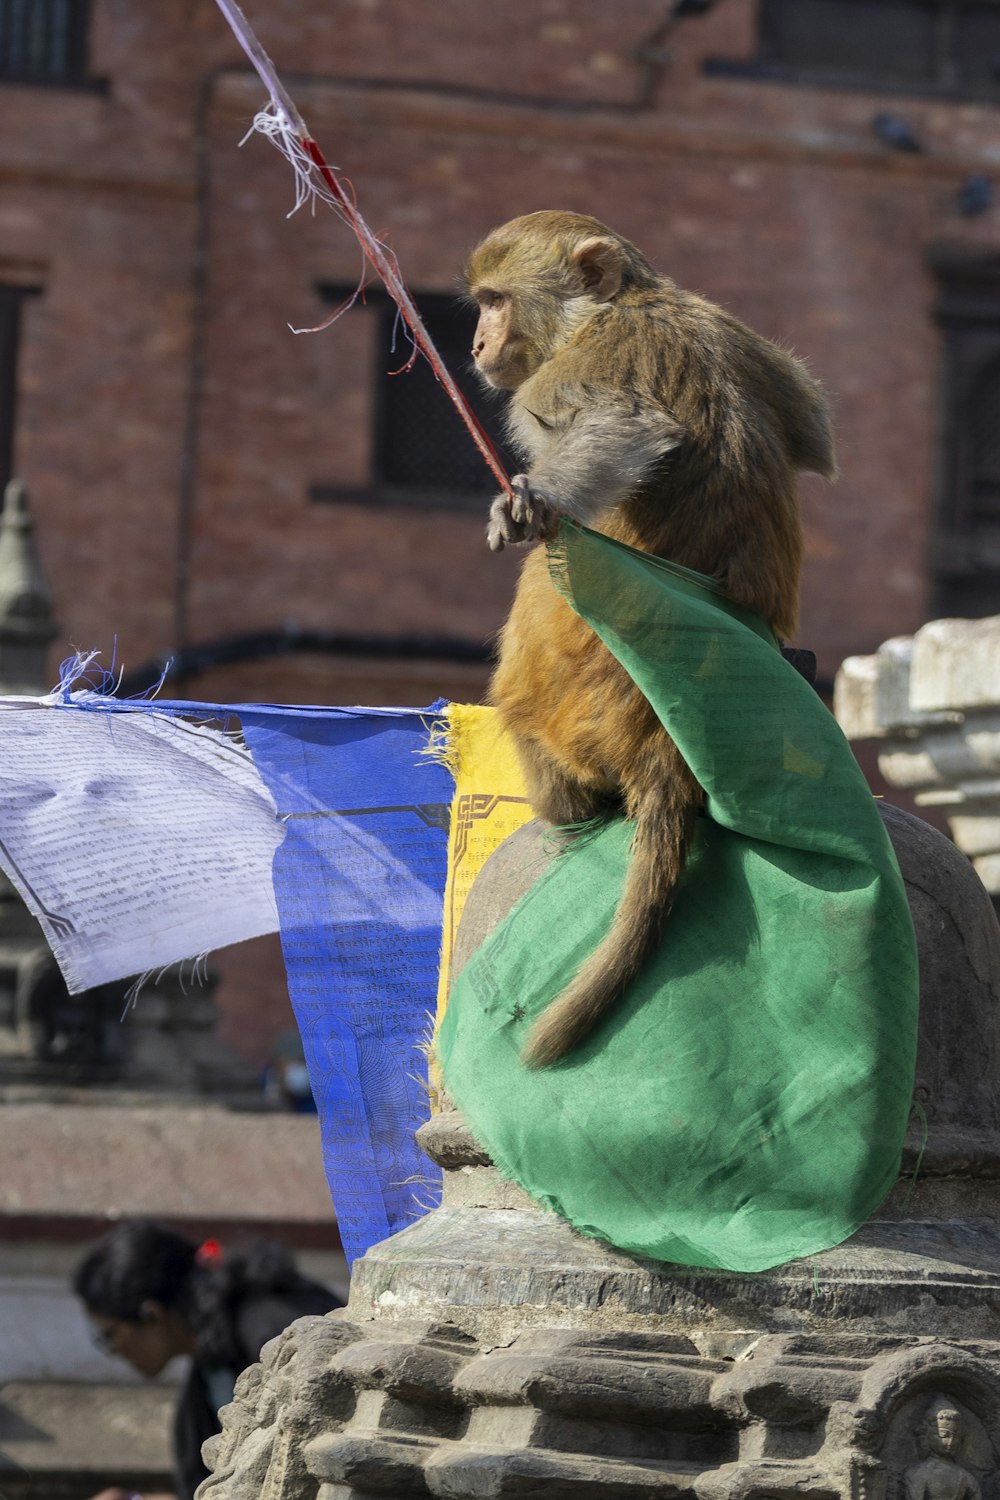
[438,520,918,1273]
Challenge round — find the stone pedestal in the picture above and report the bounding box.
[199,804,1000,1500]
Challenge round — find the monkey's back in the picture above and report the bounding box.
[509,282,829,641]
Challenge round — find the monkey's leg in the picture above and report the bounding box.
[522,736,702,1068]
[514,735,620,830]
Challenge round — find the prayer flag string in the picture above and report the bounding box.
[212,0,513,497]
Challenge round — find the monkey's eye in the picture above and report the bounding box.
[481,291,506,311]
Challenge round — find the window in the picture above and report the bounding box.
[931,246,1000,617]
[706,0,1000,102]
[308,287,513,513]
[0,0,90,86]
[0,286,36,490]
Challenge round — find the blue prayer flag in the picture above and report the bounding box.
[240,706,453,1264]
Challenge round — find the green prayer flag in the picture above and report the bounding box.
[438,520,918,1273]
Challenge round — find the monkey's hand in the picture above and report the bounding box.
[487,475,562,552]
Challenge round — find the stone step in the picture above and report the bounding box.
[455,1348,717,1424]
[423,1444,701,1498]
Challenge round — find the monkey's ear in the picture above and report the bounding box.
[571,237,623,302]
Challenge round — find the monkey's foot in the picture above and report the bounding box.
[487,475,561,552]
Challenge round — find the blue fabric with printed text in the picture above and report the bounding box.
[239,706,452,1265]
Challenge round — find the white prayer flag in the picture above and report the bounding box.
[0,703,282,992]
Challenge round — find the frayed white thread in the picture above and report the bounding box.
[239,108,389,341]
[46,648,119,705]
[240,105,341,220]
[289,258,369,336]
[214,0,511,495]
[411,1008,443,1111]
[418,709,457,777]
[44,648,173,709]
[238,104,420,369]
[220,716,249,747]
[386,305,419,375]
[400,1182,443,1220]
[121,953,211,1019]
[175,951,211,995]
[395,1154,443,1219]
[121,967,154,1018]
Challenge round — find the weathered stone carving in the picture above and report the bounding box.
[198,1320,1000,1500]
[198,804,1000,1500]
[904,1397,983,1500]
[202,1316,362,1499]
[835,615,1000,897]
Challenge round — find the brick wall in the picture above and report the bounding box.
[3,0,997,1057]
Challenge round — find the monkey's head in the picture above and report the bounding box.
[464,210,659,390]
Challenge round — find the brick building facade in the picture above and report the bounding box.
[3,0,1000,1059]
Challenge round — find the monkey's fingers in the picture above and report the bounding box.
[511,475,562,541]
[486,517,508,552]
[486,493,522,551]
[509,474,533,527]
[487,484,562,551]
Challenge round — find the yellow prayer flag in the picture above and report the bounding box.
[433,704,533,1030]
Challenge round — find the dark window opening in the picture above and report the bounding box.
[968,359,1000,522]
[0,285,36,490]
[308,286,514,513]
[931,246,1000,617]
[0,0,91,86]
[706,0,1000,103]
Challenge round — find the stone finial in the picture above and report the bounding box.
[0,477,58,693]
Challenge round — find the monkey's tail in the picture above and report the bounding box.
[521,770,700,1069]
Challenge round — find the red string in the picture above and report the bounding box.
[209,4,510,488]
[300,137,513,498]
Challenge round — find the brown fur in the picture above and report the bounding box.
[465,211,835,1067]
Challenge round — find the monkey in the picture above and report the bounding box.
[464,210,835,1069]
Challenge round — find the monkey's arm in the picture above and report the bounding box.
[488,398,685,551]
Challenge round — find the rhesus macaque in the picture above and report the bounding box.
[465,210,835,1068]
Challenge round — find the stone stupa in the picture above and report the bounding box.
[200,793,1000,1500]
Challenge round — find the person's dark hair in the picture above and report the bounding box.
[73,1221,196,1322]
[73,1220,316,1366]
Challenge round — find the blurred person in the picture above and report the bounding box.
[262,1028,317,1113]
[89,1490,174,1500]
[74,1220,342,1500]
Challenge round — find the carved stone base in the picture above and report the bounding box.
[203,1305,1000,1500]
